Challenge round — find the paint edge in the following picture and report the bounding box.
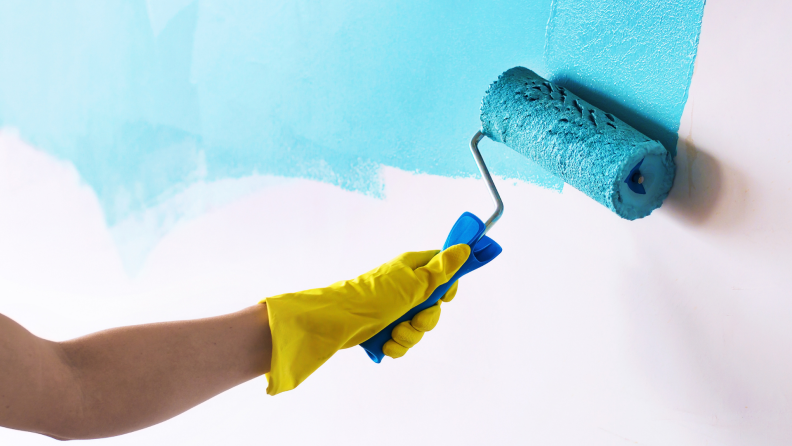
[672,0,708,137]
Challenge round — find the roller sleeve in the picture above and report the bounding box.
[481,67,675,220]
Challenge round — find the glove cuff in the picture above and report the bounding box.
[260,294,336,395]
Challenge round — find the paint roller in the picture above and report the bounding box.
[360,67,675,362]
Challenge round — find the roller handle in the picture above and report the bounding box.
[359,212,502,363]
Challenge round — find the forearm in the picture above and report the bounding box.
[0,305,271,440]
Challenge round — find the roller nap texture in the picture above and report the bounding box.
[481,67,675,220]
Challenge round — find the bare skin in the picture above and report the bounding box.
[0,304,272,440]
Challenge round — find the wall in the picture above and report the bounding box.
[0,0,702,271]
[3,1,791,445]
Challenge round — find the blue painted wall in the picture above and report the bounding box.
[0,0,704,226]
[546,0,705,154]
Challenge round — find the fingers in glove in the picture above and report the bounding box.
[411,302,441,332]
[395,250,440,270]
[383,339,409,359]
[390,320,424,348]
[441,280,459,303]
[413,244,470,303]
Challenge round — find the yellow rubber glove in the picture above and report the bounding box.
[382,280,458,359]
[261,244,470,395]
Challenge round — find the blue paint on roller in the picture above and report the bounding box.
[481,67,675,220]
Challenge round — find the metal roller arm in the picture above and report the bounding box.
[470,131,504,236]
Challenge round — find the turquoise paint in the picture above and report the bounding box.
[544,0,706,155]
[0,0,556,227]
[0,0,704,231]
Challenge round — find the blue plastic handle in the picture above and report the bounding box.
[359,212,502,363]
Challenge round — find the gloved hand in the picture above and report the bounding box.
[261,244,471,395]
[381,280,458,359]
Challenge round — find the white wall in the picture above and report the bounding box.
[1,1,791,444]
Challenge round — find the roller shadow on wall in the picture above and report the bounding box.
[663,137,749,231]
[664,138,721,225]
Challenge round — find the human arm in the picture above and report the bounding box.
[0,304,271,440]
[0,245,469,439]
